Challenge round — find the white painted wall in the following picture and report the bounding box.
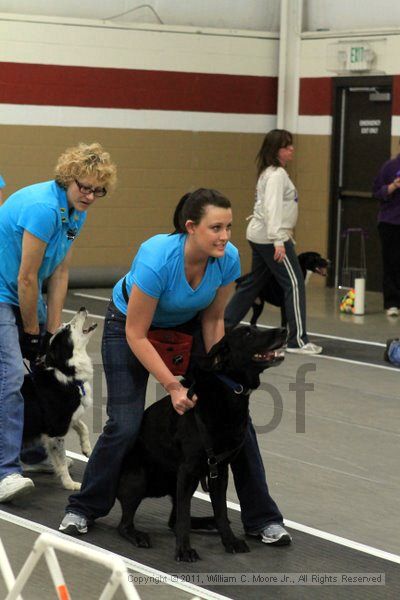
[306,0,400,32]
[0,14,278,75]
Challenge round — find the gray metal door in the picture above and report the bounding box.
[331,82,392,291]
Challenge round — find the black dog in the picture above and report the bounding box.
[236,251,329,326]
[22,308,96,490]
[116,325,286,562]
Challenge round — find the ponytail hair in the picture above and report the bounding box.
[172,188,231,233]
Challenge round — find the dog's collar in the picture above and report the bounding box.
[215,373,247,395]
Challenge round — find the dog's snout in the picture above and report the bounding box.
[79,306,86,313]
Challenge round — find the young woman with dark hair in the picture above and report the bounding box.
[60,187,291,546]
[225,129,322,355]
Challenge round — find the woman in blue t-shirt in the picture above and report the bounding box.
[0,174,5,203]
[61,188,292,546]
[0,143,117,504]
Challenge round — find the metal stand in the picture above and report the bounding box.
[339,227,367,290]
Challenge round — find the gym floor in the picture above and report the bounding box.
[0,285,399,600]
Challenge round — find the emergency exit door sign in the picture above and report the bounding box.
[346,45,369,71]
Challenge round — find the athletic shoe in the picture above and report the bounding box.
[247,523,292,546]
[21,456,73,473]
[386,307,399,317]
[0,474,34,503]
[286,342,322,355]
[59,512,88,535]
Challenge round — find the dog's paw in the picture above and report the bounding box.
[224,538,250,554]
[62,480,81,491]
[82,445,92,457]
[175,547,200,562]
[119,526,152,548]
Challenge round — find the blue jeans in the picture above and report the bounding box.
[0,303,26,481]
[67,302,284,530]
[0,303,47,481]
[67,302,149,519]
[231,419,283,531]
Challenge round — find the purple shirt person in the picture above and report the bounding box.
[373,153,400,315]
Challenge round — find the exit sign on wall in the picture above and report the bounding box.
[346,45,371,71]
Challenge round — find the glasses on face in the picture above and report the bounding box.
[75,179,107,198]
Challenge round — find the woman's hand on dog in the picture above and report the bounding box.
[164,381,197,415]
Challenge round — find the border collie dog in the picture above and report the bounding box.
[21,308,96,490]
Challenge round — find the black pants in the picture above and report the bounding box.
[378,222,400,309]
[225,240,308,348]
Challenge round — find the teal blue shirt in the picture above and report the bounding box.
[113,233,241,327]
[0,180,86,323]
[0,175,5,189]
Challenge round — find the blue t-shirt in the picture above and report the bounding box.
[0,175,5,189]
[113,233,241,327]
[0,180,86,322]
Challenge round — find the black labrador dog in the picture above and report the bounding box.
[116,325,286,562]
[236,251,329,326]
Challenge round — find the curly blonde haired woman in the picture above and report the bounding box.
[0,142,116,503]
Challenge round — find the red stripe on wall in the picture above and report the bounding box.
[0,62,277,115]
[299,77,332,116]
[393,75,400,115]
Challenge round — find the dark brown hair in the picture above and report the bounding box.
[256,129,293,176]
[172,188,231,233]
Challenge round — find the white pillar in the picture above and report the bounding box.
[277,0,303,132]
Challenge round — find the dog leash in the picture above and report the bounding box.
[188,382,245,479]
[194,411,243,479]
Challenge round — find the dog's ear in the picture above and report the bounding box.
[205,338,229,371]
[45,328,73,371]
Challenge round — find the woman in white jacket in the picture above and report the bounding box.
[225,129,322,354]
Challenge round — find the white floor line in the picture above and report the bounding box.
[65,452,400,566]
[311,353,398,371]
[193,491,400,565]
[71,294,387,348]
[0,510,231,600]
[73,292,111,302]
[63,309,398,371]
[240,321,386,348]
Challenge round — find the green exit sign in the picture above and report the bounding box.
[346,45,370,71]
[350,46,364,63]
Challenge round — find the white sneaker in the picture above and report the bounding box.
[59,512,89,535]
[0,473,34,503]
[21,457,73,474]
[386,307,399,317]
[247,523,292,546]
[286,342,323,355]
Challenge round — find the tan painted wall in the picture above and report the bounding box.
[0,124,264,274]
[1,124,338,282]
[291,134,331,250]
